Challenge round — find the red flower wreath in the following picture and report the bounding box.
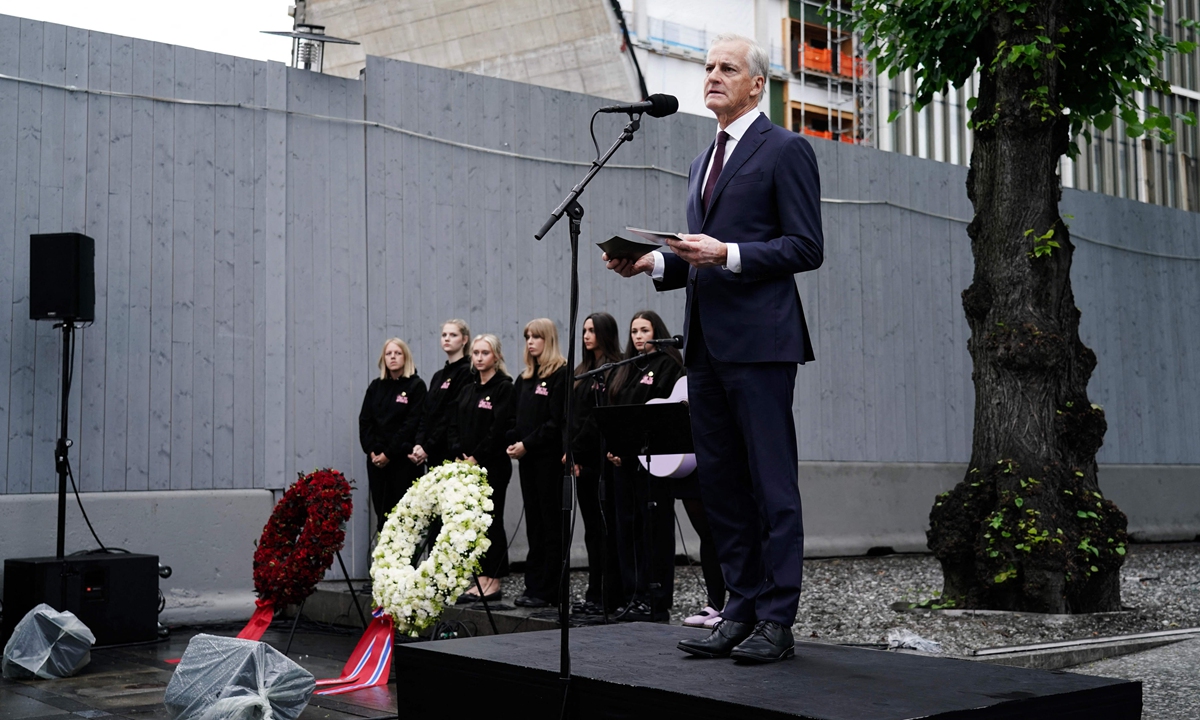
[253,469,354,607]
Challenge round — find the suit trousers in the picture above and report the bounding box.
[685,332,804,625]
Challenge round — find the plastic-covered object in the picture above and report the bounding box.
[164,634,315,720]
[2,603,96,680]
[886,628,943,654]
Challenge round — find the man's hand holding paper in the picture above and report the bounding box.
[667,234,728,269]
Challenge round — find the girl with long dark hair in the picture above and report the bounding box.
[359,338,427,533]
[606,311,683,622]
[609,311,727,627]
[568,312,624,615]
[446,334,515,602]
[508,318,569,608]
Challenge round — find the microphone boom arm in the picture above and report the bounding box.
[534,114,641,241]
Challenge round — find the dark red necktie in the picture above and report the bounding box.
[702,130,729,213]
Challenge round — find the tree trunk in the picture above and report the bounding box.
[927,2,1129,613]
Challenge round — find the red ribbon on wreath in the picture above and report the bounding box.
[237,469,354,640]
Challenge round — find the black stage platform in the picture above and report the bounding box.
[391,623,1141,720]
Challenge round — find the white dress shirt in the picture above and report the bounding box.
[649,109,763,279]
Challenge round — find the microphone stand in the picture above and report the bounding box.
[535,112,643,687]
[573,352,655,383]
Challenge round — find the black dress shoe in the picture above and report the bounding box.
[676,619,754,658]
[514,594,550,608]
[730,621,795,663]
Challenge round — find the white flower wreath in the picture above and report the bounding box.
[370,461,495,636]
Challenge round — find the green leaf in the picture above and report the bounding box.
[1177,41,1197,54]
[1093,114,1114,132]
[967,96,978,111]
[1014,497,1024,507]
[1116,546,1126,556]
[1077,510,1090,518]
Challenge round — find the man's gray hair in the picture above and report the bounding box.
[710,33,770,82]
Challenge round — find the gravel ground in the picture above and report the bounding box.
[501,542,1200,657]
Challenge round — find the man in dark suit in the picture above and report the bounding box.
[606,33,823,663]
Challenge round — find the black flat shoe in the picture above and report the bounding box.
[514,594,550,608]
[455,592,481,605]
[615,600,669,623]
[572,600,603,616]
[676,619,754,658]
[730,621,795,663]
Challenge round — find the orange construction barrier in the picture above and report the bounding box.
[802,127,834,141]
[838,54,865,78]
[799,46,832,74]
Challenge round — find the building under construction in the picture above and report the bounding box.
[298,0,1198,213]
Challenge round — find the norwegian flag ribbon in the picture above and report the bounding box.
[314,608,394,695]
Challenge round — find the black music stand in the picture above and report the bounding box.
[593,402,694,461]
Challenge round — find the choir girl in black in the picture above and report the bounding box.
[568,312,624,616]
[412,319,473,468]
[446,333,515,602]
[508,318,569,608]
[606,311,684,622]
[359,338,427,533]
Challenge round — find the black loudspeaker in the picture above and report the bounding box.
[29,232,95,321]
[2,553,159,647]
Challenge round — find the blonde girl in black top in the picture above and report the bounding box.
[447,334,516,602]
[358,338,427,533]
[508,318,569,607]
[413,319,473,468]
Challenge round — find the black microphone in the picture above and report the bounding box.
[598,94,679,118]
[645,335,684,347]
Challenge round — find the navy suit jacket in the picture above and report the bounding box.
[655,113,823,364]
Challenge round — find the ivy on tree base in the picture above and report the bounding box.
[928,459,1128,613]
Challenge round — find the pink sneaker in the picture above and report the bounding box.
[682,606,722,628]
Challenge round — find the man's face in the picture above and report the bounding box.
[704,41,762,116]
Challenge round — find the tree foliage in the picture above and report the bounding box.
[854,0,1197,154]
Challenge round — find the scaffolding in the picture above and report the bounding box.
[787,0,872,145]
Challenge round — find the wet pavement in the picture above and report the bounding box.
[0,622,395,720]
